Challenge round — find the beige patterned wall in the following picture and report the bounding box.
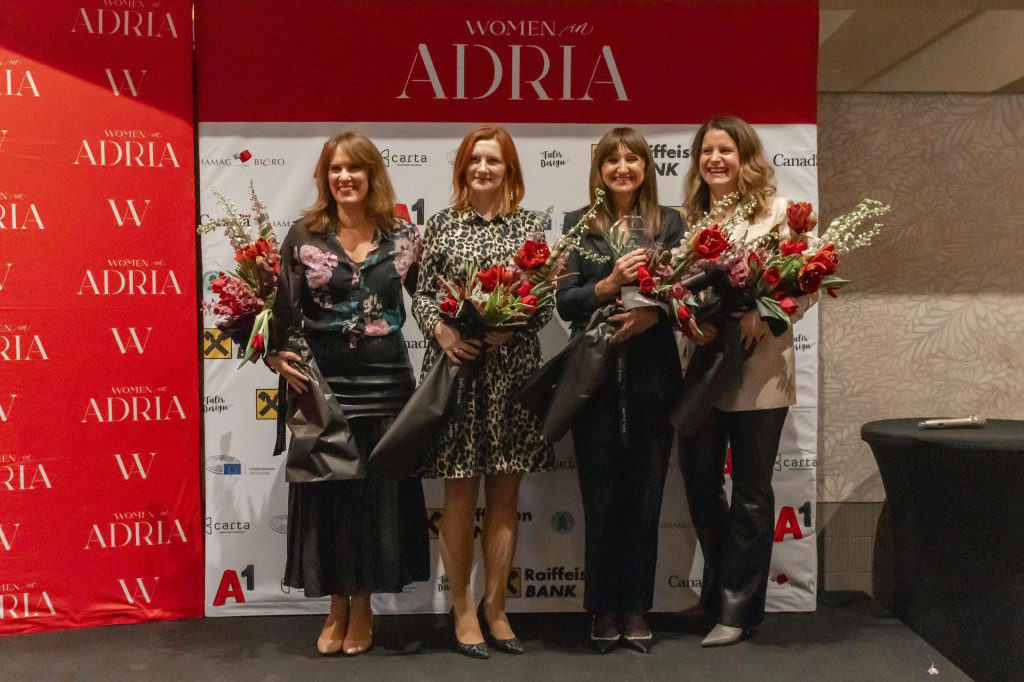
[818,93,1024,502]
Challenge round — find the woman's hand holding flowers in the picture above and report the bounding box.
[435,321,484,366]
[596,248,648,302]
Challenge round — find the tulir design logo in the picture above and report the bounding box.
[539,149,567,169]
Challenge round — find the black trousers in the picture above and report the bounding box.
[572,380,675,614]
[679,406,788,628]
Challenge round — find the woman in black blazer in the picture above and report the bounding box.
[555,127,684,653]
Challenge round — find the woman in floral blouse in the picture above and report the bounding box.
[267,132,429,656]
[412,125,553,658]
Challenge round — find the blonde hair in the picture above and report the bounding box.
[682,116,775,225]
[584,127,661,239]
[302,132,400,236]
[451,125,524,216]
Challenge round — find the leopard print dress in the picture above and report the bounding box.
[412,206,554,478]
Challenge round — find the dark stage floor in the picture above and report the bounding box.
[0,598,971,682]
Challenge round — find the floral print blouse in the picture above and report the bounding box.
[271,218,421,350]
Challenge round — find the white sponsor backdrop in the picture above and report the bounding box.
[199,122,818,616]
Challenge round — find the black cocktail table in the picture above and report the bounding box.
[862,418,1024,682]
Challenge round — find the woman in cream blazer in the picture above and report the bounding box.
[679,116,817,647]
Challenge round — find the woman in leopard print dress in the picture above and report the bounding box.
[412,125,553,657]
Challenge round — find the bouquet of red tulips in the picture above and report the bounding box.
[728,198,889,335]
[435,199,601,332]
[629,194,756,336]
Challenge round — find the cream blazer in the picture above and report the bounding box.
[678,197,819,412]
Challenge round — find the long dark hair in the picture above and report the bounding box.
[585,127,661,239]
[301,132,399,236]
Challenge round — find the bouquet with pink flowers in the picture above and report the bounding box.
[626,194,756,337]
[198,181,280,365]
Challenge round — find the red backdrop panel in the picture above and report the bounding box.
[1,0,202,634]
[196,0,818,124]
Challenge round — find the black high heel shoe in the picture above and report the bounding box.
[452,608,489,659]
[589,612,620,654]
[621,611,653,653]
[454,640,490,659]
[486,633,523,654]
[479,604,523,654]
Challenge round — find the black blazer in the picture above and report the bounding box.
[555,205,685,336]
[555,205,686,401]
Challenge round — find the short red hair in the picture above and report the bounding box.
[452,125,525,216]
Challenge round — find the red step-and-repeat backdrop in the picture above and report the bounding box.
[2,0,817,633]
[1,0,203,633]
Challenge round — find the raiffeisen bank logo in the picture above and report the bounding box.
[650,143,690,177]
[506,565,585,599]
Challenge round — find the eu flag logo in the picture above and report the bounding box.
[223,462,242,475]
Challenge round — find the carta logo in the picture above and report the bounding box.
[380,149,428,167]
[205,518,251,535]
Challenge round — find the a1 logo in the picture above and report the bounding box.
[773,501,812,542]
[213,564,255,606]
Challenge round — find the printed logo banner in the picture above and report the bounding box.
[1,0,202,634]
[195,0,818,616]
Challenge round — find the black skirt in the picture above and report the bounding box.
[283,333,429,597]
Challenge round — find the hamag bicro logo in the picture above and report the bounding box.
[206,455,241,476]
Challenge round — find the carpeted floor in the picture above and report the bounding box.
[0,598,973,681]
